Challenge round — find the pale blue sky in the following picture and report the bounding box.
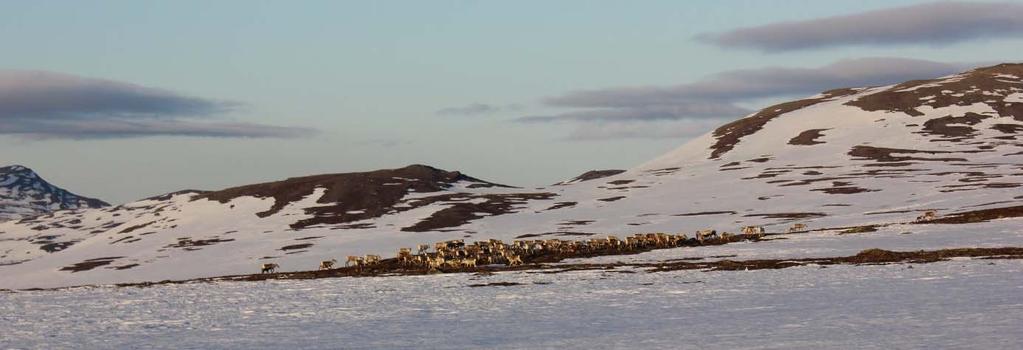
[2,0,1022,203]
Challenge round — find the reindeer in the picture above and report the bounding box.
[260,263,279,274]
[364,255,381,265]
[417,244,431,255]
[696,229,717,243]
[462,257,478,268]
[428,255,446,270]
[742,225,765,237]
[789,223,807,232]
[672,233,688,246]
[346,255,363,267]
[916,210,937,222]
[504,254,523,266]
[319,259,337,270]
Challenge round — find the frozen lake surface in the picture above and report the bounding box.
[3,258,1022,349]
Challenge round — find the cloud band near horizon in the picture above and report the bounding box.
[518,57,978,140]
[698,1,1023,52]
[0,70,314,139]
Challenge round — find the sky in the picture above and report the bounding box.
[2,0,1023,204]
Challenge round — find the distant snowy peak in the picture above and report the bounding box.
[0,165,109,221]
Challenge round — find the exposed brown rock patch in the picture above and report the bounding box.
[556,170,625,185]
[788,129,830,145]
[848,146,968,163]
[401,193,556,232]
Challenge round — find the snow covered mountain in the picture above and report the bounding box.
[3,63,1023,289]
[0,165,109,222]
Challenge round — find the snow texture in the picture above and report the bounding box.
[2,259,1021,349]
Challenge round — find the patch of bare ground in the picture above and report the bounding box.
[992,123,1023,134]
[29,235,78,253]
[862,162,915,167]
[742,169,790,180]
[837,225,880,234]
[545,202,577,211]
[743,212,827,219]
[597,196,626,202]
[710,88,859,159]
[788,129,830,145]
[117,221,157,234]
[845,64,1023,121]
[645,167,680,176]
[60,257,124,273]
[848,145,968,163]
[280,243,314,251]
[812,186,879,194]
[672,211,736,217]
[779,176,860,187]
[467,282,523,288]
[165,237,235,249]
[401,193,557,232]
[555,170,625,185]
[919,112,991,138]
[920,205,1023,224]
[558,220,594,226]
[333,223,375,229]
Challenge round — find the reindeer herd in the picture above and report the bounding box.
[256,210,949,275]
[257,224,800,275]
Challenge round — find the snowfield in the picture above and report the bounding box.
[2,258,1021,349]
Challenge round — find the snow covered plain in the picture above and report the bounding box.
[2,258,1021,349]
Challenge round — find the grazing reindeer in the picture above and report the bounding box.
[397,248,413,266]
[364,255,381,265]
[462,257,477,268]
[319,259,337,270]
[504,253,523,266]
[261,263,279,274]
[696,229,717,243]
[789,223,807,232]
[428,255,446,270]
[346,255,362,267]
[417,244,430,255]
[742,226,765,237]
[916,210,937,222]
